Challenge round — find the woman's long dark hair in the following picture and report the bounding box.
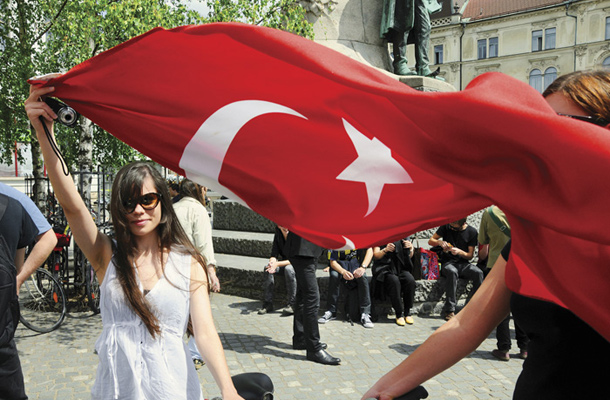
[110,162,208,337]
[179,179,205,205]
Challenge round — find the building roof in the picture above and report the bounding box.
[461,0,567,21]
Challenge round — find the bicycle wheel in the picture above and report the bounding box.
[85,261,100,314]
[19,268,67,333]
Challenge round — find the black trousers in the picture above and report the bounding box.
[290,256,322,353]
[496,313,529,351]
[384,270,416,318]
[0,339,27,400]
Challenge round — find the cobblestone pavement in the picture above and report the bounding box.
[15,293,524,399]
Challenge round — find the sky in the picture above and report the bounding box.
[183,0,210,17]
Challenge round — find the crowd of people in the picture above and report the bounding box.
[0,69,605,400]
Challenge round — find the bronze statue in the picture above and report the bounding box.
[380,0,442,77]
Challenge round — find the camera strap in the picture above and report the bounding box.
[39,116,70,176]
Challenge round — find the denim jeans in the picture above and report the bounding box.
[262,264,297,309]
[441,262,483,313]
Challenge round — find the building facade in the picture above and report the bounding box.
[423,0,610,90]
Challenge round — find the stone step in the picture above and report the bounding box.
[212,199,275,233]
[212,229,274,259]
[215,253,474,316]
[215,253,327,278]
[212,229,330,263]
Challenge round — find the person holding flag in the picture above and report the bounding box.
[362,70,610,400]
[24,82,244,400]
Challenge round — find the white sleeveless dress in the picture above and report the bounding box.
[92,250,204,400]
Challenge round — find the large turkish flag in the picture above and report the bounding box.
[31,23,610,341]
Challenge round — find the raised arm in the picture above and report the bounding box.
[24,84,112,281]
[361,257,512,400]
[189,258,244,400]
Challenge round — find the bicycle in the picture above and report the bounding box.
[74,244,100,314]
[47,225,71,290]
[19,267,67,333]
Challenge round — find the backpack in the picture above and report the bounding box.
[0,194,19,346]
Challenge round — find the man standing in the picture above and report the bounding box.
[0,185,56,400]
[285,231,340,365]
[479,206,529,361]
[380,0,441,76]
[429,218,483,321]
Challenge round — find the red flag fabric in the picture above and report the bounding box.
[31,23,610,341]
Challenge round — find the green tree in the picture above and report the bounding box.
[204,0,313,39]
[0,0,54,208]
[1,0,312,207]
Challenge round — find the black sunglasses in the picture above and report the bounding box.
[124,192,162,213]
[557,113,609,127]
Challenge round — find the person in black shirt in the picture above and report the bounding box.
[428,218,483,320]
[258,226,296,315]
[0,193,56,400]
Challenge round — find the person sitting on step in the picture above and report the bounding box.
[318,248,374,328]
[258,225,297,316]
[372,238,416,326]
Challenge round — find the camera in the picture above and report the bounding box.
[43,97,80,128]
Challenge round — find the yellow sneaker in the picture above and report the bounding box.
[396,317,406,326]
[405,316,414,325]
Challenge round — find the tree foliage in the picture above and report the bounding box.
[205,0,313,39]
[0,0,312,172]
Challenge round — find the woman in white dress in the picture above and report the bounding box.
[25,82,244,400]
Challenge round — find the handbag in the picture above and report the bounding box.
[412,239,440,280]
[420,248,440,280]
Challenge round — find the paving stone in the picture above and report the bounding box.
[14,292,523,399]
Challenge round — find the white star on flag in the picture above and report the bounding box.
[336,119,413,217]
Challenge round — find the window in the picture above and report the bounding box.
[603,56,610,69]
[434,45,443,64]
[606,17,610,40]
[532,28,555,52]
[530,68,557,93]
[545,28,556,50]
[489,37,498,58]
[477,39,487,59]
[529,69,542,93]
[543,67,557,91]
[477,37,499,59]
[532,30,543,51]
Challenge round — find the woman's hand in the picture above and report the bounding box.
[24,86,57,133]
[208,267,221,292]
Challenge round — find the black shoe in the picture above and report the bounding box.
[294,342,327,351]
[306,349,341,365]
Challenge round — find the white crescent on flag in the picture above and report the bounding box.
[179,100,307,204]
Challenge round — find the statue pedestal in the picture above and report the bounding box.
[374,67,457,92]
[397,75,457,92]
